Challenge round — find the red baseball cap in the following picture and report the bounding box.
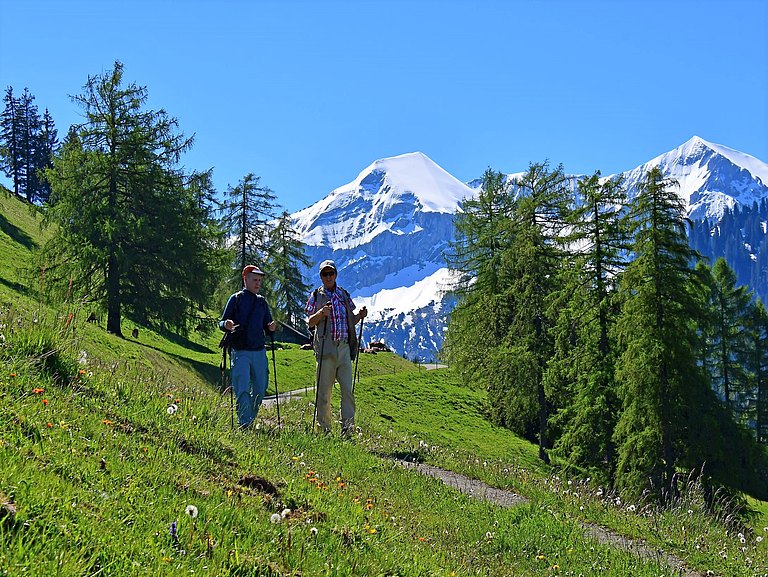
[242,265,266,279]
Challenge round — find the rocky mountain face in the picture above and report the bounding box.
[292,138,768,360]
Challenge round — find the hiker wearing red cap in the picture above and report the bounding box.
[220,265,278,428]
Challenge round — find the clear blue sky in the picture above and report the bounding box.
[1,0,766,213]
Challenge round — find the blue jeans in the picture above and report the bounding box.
[230,348,269,427]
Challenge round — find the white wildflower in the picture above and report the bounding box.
[79,350,88,365]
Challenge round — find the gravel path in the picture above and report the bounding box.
[256,390,708,576]
[394,458,706,577]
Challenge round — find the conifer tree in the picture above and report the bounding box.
[613,167,712,500]
[0,87,21,197]
[219,173,278,294]
[32,108,57,203]
[743,299,768,443]
[708,257,753,416]
[497,162,572,463]
[444,169,516,386]
[266,211,312,330]
[1,88,58,203]
[16,88,40,203]
[548,172,628,480]
[41,61,221,335]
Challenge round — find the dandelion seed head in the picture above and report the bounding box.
[270,513,281,524]
[310,527,318,536]
[185,505,198,518]
[281,508,291,519]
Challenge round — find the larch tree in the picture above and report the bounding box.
[265,211,312,330]
[41,61,222,336]
[219,172,278,295]
[613,167,714,501]
[743,299,768,443]
[707,257,753,417]
[548,172,629,481]
[498,161,573,463]
[444,168,517,387]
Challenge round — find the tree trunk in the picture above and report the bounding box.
[106,250,122,336]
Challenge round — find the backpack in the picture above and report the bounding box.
[218,291,258,350]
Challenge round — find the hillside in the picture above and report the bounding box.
[1,188,768,576]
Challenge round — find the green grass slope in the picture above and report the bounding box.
[1,188,767,576]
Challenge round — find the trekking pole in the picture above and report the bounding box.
[352,318,364,394]
[270,331,281,430]
[229,349,234,431]
[221,346,234,431]
[312,318,329,432]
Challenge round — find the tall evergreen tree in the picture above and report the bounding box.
[498,162,572,463]
[219,173,278,294]
[0,87,21,197]
[16,88,40,203]
[41,61,222,336]
[444,169,517,386]
[31,108,57,203]
[1,87,57,203]
[613,167,715,501]
[743,299,768,443]
[548,172,628,480]
[265,211,312,330]
[707,257,753,415]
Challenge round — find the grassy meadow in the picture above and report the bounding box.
[1,189,768,576]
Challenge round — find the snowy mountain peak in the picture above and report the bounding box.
[620,136,768,221]
[292,152,474,250]
[353,151,473,214]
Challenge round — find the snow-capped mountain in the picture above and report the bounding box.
[292,139,768,360]
[620,136,768,221]
[292,152,472,360]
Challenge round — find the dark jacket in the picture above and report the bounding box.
[219,290,274,351]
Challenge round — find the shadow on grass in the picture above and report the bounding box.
[156,327,216,355]
[166,350,223,389]
[0,275,32,295]
[0,211,37,250]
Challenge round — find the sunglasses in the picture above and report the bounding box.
[321,270,336,277]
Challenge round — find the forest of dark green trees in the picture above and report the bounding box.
[444,164,768,503]
[0,62,311,338]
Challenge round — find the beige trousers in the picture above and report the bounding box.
[316,340,355,433]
